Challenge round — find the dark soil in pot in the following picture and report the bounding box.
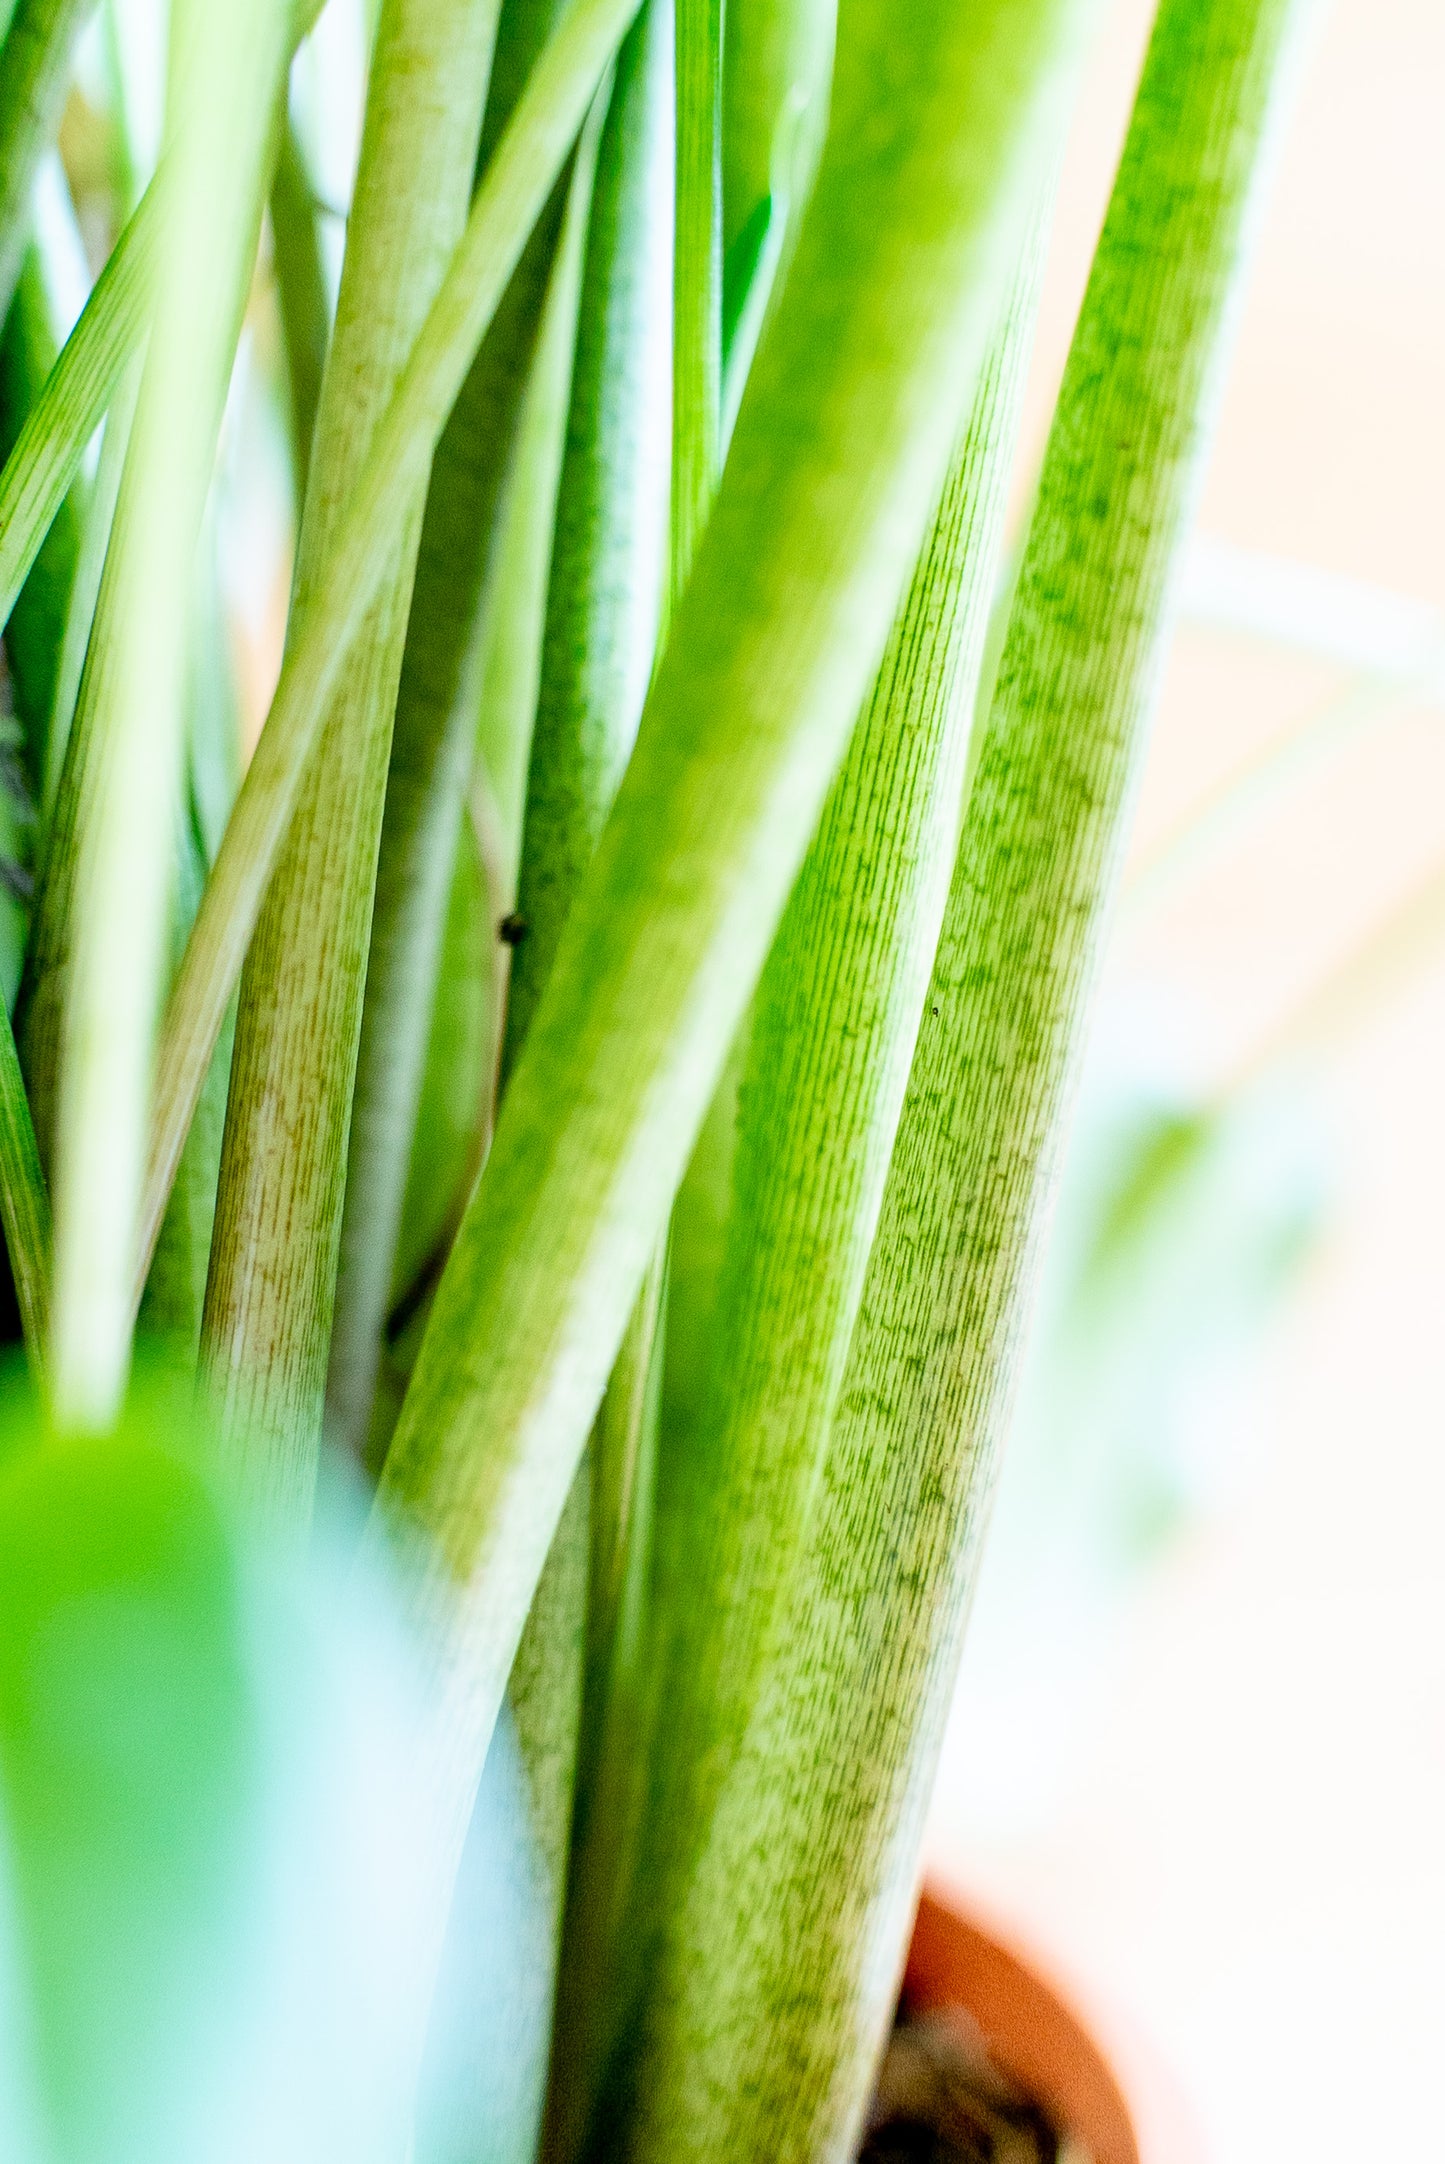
[861,2009,1091,2164]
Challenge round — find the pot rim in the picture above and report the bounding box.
[904,1874,1205,2164]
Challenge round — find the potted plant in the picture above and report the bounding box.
[0,0,1307,2156]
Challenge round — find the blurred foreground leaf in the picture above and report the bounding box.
[0,1386,443,2164]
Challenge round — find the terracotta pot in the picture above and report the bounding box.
[902,1877,1204,2164]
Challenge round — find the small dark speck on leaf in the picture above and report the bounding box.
[499,913,530,947]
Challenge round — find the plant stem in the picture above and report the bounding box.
[40,358,140,828]
[488,2,673,2142]
[0,168,161,651]
[503,3,672,1074]
[326,0,583,1466]
[200,0,505,1528]
[620,210,1053,2164]
[138,0,647,1329]
[372,0,1088,1914]
[0,241,81,800]
[657,0,1309,2155]
[47,0,292,1432]
[268,112,331,494]
[718,0,834,429]
[0,0,96,328]
[0,988,47,1365]
[670,0,722,596]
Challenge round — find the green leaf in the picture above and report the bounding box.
[0,241,80,803]
[268,112,331,492]
[0,1381,450,2164]
[0,992,47,1363]
[201,0,506,1526]
[40,359,139,825]
[45,0,292,1433]
[481,7,673,2142]
[652,0,1311,2155]
[541,1242,667,2164]
[327,0,593,1465]
[0,1411,261,2164]
[0,168,160,649]
[621,212,1053,2164]
[138,0,645,1445]
[13,0,376,1149]
[504,0,672,1073]
[468,192,583,902]
[720,0,833,263]
[373,0,1089,1901]
[670,0,722,596]
[0,0,96,328]
[387,815,493,1330]
[718,0,834,430]
[134,780,234,1371]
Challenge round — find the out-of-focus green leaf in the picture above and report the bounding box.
[268,113,330,492]
[40,360,139,826]
[0,172,160,648]
[0,242,79,803]
[43,0,291,1435]
[140,0,648,1358]
[0,0,96,328]
[0,1382,449,2164]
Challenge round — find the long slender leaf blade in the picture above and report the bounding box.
[0,170,161,640]
[0,991,47,1362]
[47,0,292,1431]
[326,0,584,1462]
[0,0,95,327]
[268,112,331,492]
[0,241,81,798]
[670,0,721,593]
[480,8,673,2145]
[504,1,672,1070]
[621,212,1054,2164]
[373,0,1091,1878]
[201,0,506,1526]
[666,2,1311,2156]
[718,0,834,426]
[139,0,648,1309]
[0,4,329,666]
[40,356,139,822]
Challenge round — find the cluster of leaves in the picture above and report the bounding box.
[0,0,1307,2160]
